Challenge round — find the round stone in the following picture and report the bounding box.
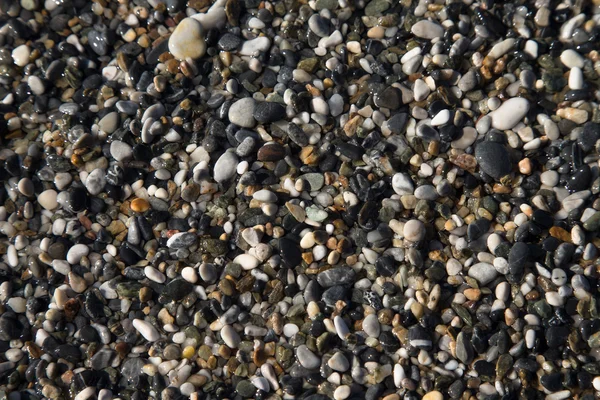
[229,98,256,128]
[168,17,206,60]
[404,219,425,241]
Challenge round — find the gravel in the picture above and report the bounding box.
[1,0,600,399]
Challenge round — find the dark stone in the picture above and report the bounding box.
[566,164,592,191]
[508,241,529,279]
[578,122,600,152]
[540,372,563,392]
[287,122,309,147]
[467,218,490,241]
[374,87,402,110]
[162,279,193,301]
[253,102,286,123]
[336,142,364,160]
[279,238,302,267]
[317,267,356,287]
[387,113,409,134]
[475,141,512,179]
[257,143,286,161]
[378,331,399,352]
[375,255,396,277]
[545,326,570,347]
[322,285,348,306]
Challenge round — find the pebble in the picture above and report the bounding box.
[0,1,599,399]
[475,141,512,179]
[38,190,58,210]
[229,98,256,128]
[403,219,425,241]
[168,18,206,60]
[110,141,133,162]
[297,345,321,369]
[411,20,444,39]
[468,263,498,285]
[489,97,530,130]
[132,319,160,342]
[12,45,30,67]
[213,150,239,182]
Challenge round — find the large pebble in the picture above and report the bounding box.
[214,151,239,183]
[168,18,206,60]
[132,319,160,342]
[411,20,444,39]
[489,98,530,130]
[468,262,498,285]
[229,98,256,128]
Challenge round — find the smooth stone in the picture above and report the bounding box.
[392,173,414,195]
[229,98,256,128]
[110,141,133,162]
[411,20,444,39]
[132,319,160,342]
[362,314,381,337]
[66,244,89,264]
[86,168,106,195]
[168,18,206,60]
[374,87,402,110]
[239,37,271,56]
[317,267,356,287]
[38,190,58,210]
[296,345,320,369]
[214,151,239,182]
[98,112,119,133]
[468,262,498,285]
[328,352,349,372]
[12,45,30,67]
[489,98,530,130]
[475,141,512,179]
[166,232,197,248]
[233,254,260,270]
[221,325,241,348]
[404,219,425,241]
[253,101,286,124]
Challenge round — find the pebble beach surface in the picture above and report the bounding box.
[1,0,600,399]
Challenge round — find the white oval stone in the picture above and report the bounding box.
[233,254,260,270]
[213,151,239,182]
[38,190,58,210]
[221,325,241,348]
[489,97,530,130]
[228,98,256,128]
[12,45,30,67]
[239,37,271,56]
[362,313,381,337]
[132,319,161,342]
[468,262,498,285]
[404,219,425,241]
[168,18,206,60]
[66,244,90,264]
[560,49,584,69]
[411,20,444,39]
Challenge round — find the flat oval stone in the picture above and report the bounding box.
[214,151,239,183]
[411,20,444,39]
[257,143,286,161]
[475,141,512,179]
[253,101,286,124]
[296,345,320,369]
[132,319,160,342]
[168,18,206,60]
[489,97,530,130]
[229,98,256,128]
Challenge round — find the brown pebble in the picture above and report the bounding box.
[257,143,286,161]
[130,198,150,212]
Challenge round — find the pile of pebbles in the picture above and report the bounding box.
[1,0,600,398]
